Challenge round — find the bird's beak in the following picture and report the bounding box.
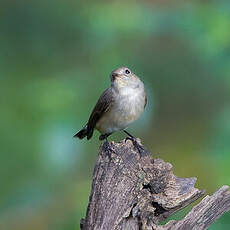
[111,73,119,81]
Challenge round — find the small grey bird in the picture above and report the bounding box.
[74,67,147,155]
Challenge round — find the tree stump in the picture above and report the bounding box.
[80,139,230,230]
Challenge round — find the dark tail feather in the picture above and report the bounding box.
[87,128,94,140]
[73,124,94,140]
[73,125,88,139]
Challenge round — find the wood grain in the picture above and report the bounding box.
[80,139,230,230]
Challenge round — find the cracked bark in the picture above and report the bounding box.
[80,139,230,230]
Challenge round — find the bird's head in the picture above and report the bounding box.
[110,67,141,90]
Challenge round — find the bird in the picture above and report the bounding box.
[73,67,147,156]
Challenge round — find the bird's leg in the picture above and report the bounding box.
[99,133,113,156]
[104,137,112,156]
[124,130,147,157]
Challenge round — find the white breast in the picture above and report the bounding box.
[96,84,146,134]
[118,87,145,120]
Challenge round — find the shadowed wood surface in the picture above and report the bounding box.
[80,139,230,230]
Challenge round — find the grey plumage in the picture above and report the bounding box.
[74,67,146,141]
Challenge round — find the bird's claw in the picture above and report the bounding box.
[125,137,148,157]
[104,141,114,157]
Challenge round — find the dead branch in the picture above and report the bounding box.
[80,139,230,230]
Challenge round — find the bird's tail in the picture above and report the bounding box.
[73,124,94,140]
[73,125,88,139]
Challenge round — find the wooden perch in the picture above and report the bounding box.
[80,139,230,230]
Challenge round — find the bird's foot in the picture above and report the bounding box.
[103,139,114,157]
[100,134,114,157]
[125,137,148,157]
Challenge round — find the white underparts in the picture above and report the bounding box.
[96,81,146,134]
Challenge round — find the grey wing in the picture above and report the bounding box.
[86,87,115,139]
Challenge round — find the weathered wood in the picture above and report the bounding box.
[81,139,230,230]
[160,185,230,230]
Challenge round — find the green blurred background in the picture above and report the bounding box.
[1,0,230,229]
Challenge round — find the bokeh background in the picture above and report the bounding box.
[1,0,230,229]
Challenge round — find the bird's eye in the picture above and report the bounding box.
[125,69,130,74]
